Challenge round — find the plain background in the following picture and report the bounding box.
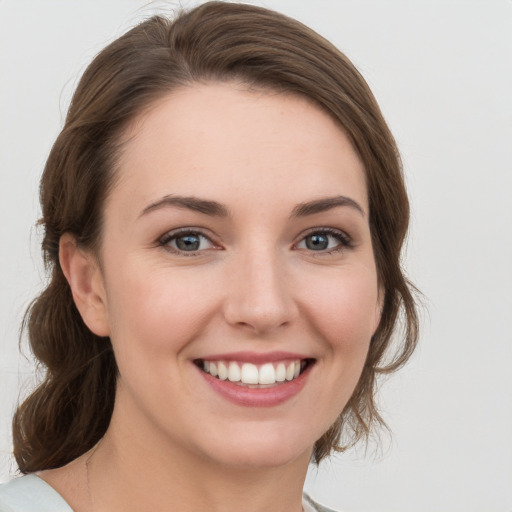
[1,1,511,511]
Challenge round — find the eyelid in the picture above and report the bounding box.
[158,227,221,255]
[294,227,353,253]
[157,226,353,256]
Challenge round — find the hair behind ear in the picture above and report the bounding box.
[13,267,117,473]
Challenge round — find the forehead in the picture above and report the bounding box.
[110,82,367,218]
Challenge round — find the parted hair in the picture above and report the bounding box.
[13,1,418,473]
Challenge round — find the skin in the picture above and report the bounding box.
[41,82,382,512]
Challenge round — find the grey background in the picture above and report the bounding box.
[1,1,511,511]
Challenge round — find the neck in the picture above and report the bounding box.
[86,400,311,512]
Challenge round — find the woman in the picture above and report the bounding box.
[0,2,418,511]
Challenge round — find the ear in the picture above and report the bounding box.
[59,233,110,337]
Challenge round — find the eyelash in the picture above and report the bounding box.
[158,228,217,257]
[158,227,353,256]
[296,228,353,255]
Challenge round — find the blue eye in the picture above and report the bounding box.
[304,233,330,250]
[296,229,350,253]
[160,230,214,253]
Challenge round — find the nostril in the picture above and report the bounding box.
[222,276,297,334]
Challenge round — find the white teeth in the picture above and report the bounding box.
[228,361,241,382]
[241,363,259,384]
[259,363,276,385]
[275,363,286,382]
[201,359,307,385]
[285,362,295,381]
[217,361,228,380]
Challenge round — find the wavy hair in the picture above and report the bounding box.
[13,1,418,472]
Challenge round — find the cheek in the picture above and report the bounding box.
[300,267,380,353]
[295,269,378,434]
[104,263,215,363]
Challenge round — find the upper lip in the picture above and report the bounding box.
[196,351,312,364]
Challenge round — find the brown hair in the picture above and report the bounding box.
[13,1,418,472]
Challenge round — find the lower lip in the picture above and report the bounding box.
[197,364,312,407]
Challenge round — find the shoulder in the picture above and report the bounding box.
[303,492,342,512]
[0,474,73,512]
[1,477,338,512]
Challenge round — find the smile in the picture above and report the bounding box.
[195,359,314,387]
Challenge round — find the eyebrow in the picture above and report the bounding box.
[139,195,230,218]
[291,195,366,218]
[139,194,365,219]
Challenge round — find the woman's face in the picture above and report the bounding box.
[89,83,381,468]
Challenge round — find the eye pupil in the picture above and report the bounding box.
[176,234,200,251]
[306,234,328,250]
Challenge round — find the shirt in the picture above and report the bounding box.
[0,474,339,512]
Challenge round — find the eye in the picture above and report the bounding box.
[295,229,351,253]
[159,229,216,254]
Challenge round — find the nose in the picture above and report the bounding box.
[222,247,298,335]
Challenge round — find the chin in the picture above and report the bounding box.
[195,423,315,470]
[207,445,311,470]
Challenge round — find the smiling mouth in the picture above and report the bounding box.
[193,358,315,388]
